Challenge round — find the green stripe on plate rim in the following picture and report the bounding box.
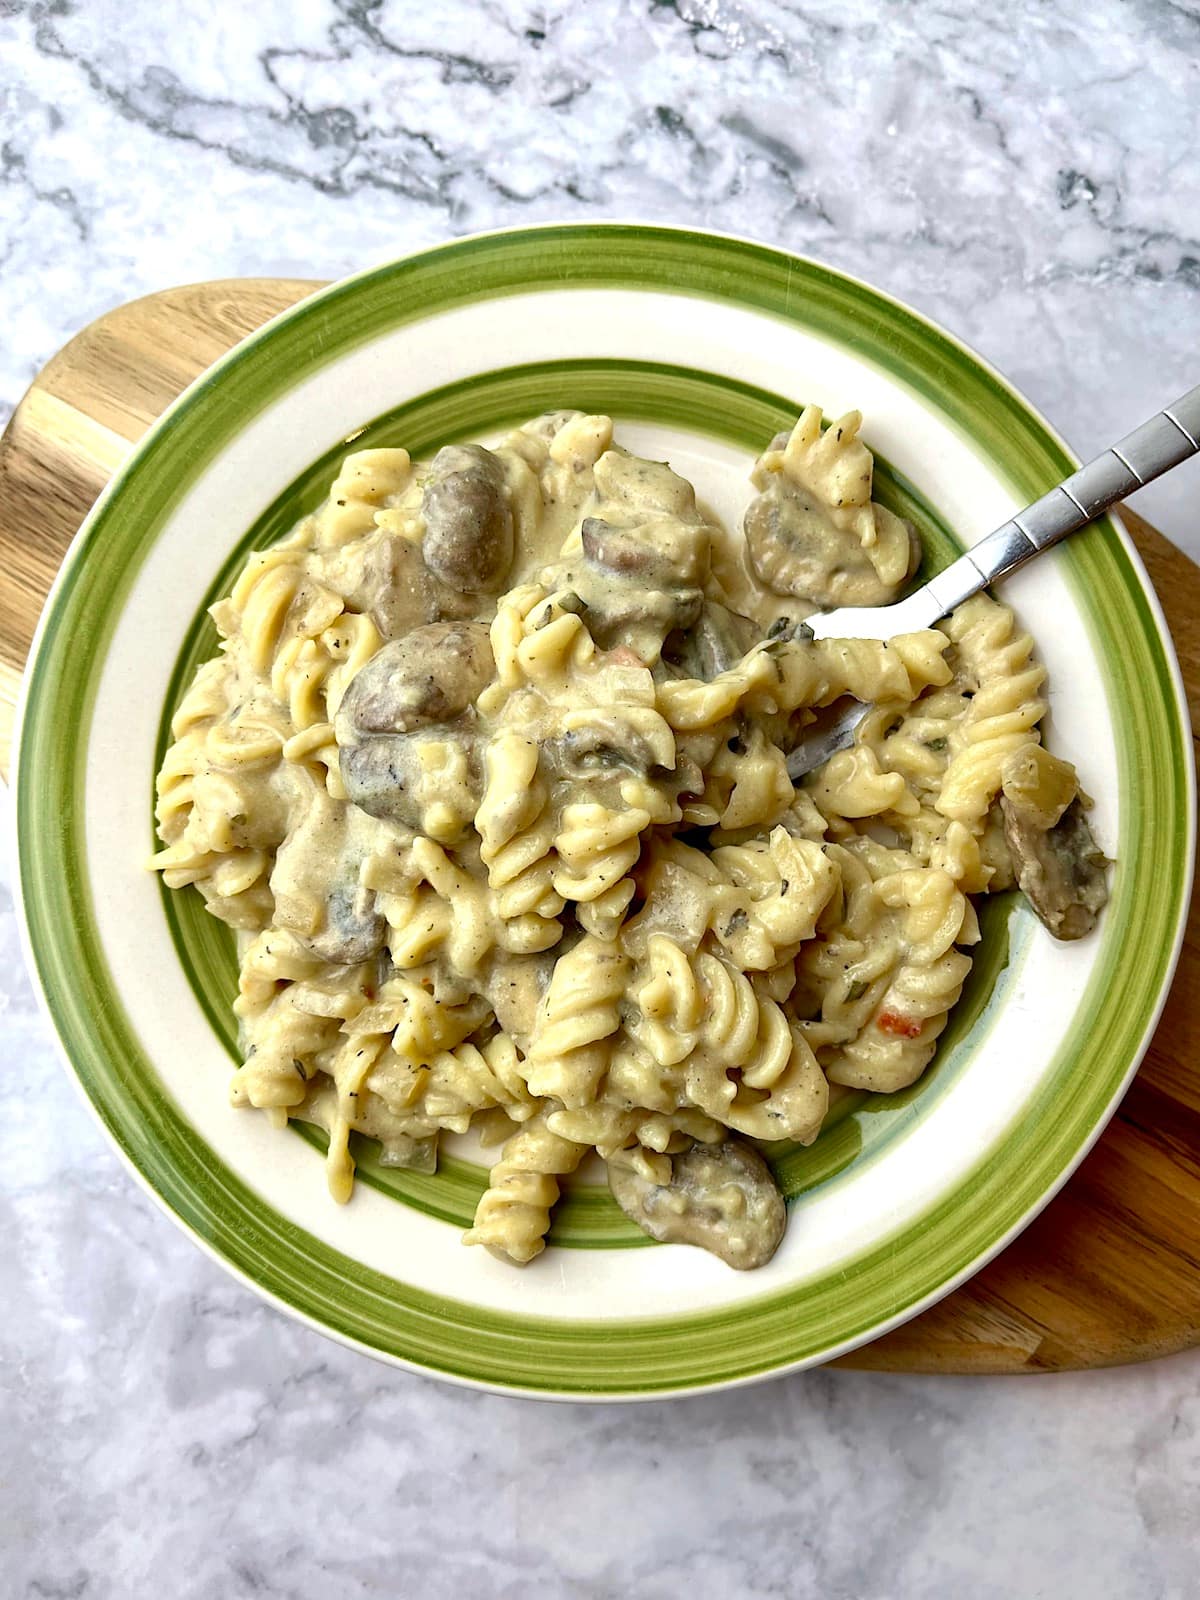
[156,356,1027,1246]
[15,225,1192,1396]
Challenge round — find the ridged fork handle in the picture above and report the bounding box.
[922,384,1200,617]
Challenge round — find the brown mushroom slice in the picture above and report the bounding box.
[421,443,515,594]
[545,703,676,779]
[343,534,428,640]
[335,623,492,834]
[554,516,704,659]
[556,450,713,659]
[607,1138,786,1270]
[580,514,702,590]
[341,533,477,640]
[336,623,494,739]
[338,730,480,835]
[1001,795,1110,941]
[305,881,387,965]
[578,583,703,657]
[661,600,762,681]
[744,476,920,610]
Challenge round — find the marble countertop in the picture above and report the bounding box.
[2,2,1198,1595]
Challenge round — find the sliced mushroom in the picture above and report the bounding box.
[575,572,703,654]
[422,443,514,594]
[581,516,678,583]
[306,881,386,965]
[331,531,476,643]
[338,728,479,833]
[267,784,388,962]
[337,623,494,737]
[545,706,674,779]
[541,448,714,660]
[336,623,493,834]
[744,476,920,610]
[607,1137,786,1270]
[661,601,761,681]
[1001,795,1110,940]
[550,514,705,660]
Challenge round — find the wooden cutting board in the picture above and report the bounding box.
[2,279,1197,1374]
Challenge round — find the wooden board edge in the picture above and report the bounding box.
[0,279,323,780]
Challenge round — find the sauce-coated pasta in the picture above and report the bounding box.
[151,408,1109,1269]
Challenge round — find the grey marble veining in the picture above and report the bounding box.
[2,3,1199,1595]
[2,0,1199,549]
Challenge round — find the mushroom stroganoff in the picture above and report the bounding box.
[151,408,1109,1270]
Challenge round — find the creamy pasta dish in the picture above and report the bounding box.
[152,407,1108,1270]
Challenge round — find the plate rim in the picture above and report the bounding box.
[12,222,1195,1399]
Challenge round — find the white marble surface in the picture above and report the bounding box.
[2,2,1199,1594]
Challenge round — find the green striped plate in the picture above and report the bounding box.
[14,225,1193,1398]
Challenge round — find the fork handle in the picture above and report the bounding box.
[923,384,1200,616]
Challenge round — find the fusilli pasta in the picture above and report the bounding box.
[151,407,1109,1271]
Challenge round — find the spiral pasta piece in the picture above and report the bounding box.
[761,407,914,586]
[658,629,951,731]
[631,933,705,1066]
[523,935,628,1106]
[707,827,841,970]
[463,1109,588,1264]
[552,802,649,906]
[356,1032,536,1137]
[823,866,974,1092]
[475,729,564,925]
[314,447,413,545]
[484,584,596,701]
[936,594,1048,824]
[685,953,829,1143]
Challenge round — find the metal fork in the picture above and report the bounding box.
[785,384,1200,781]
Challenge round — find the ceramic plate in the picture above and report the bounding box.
[15,225,1193,1398]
